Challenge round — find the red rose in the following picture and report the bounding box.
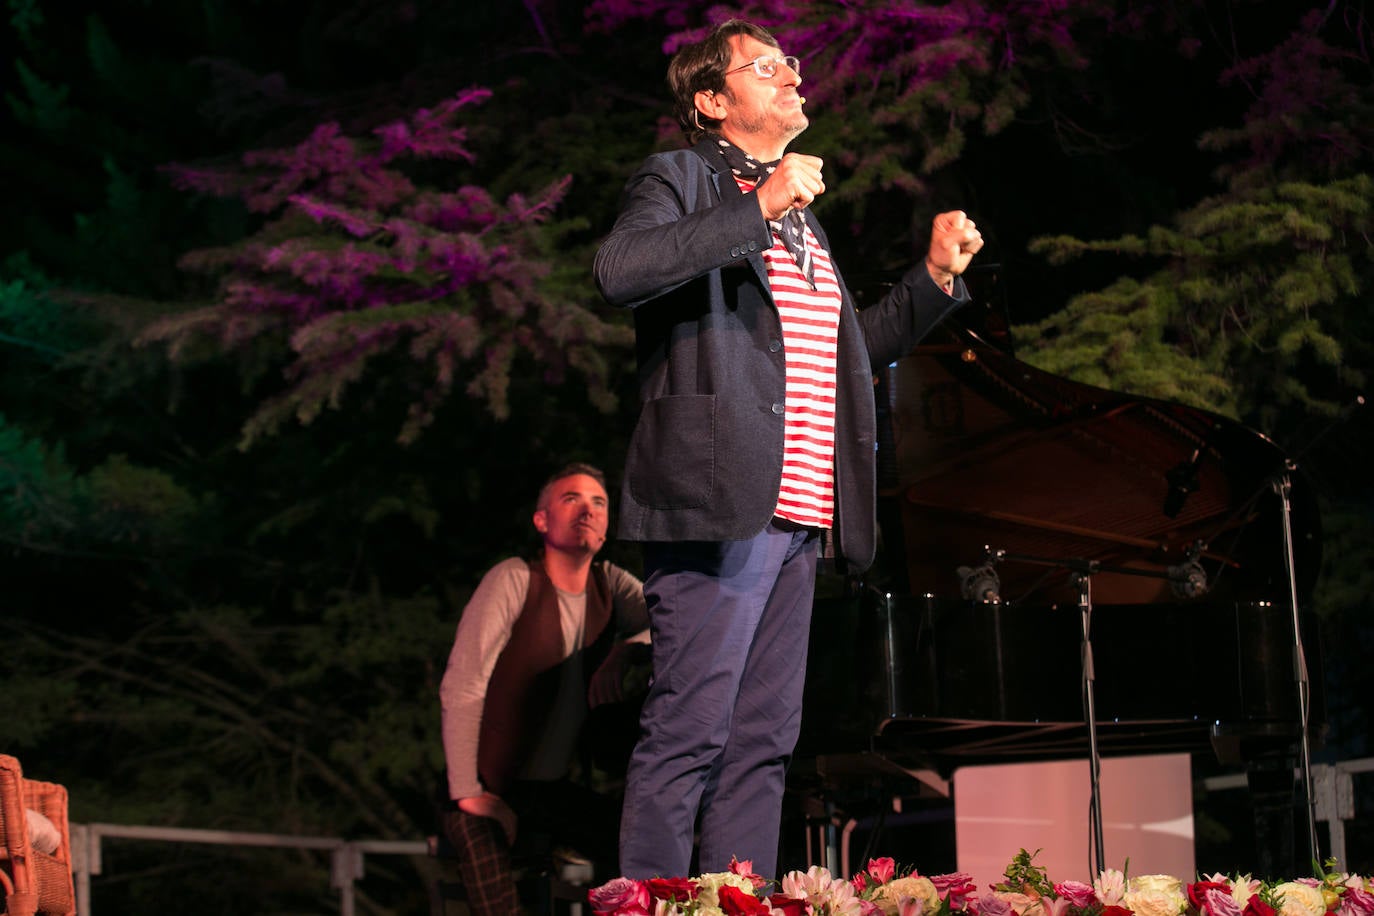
[936,872,981,910]
[718,884,772,915]
[767,893,811,916]
[1244,895,1278,916]
[646,876,697,902]
[1103,906,1135,916]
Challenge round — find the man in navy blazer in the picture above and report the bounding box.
[595,18,983,880]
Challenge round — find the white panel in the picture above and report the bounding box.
[954,754,1194,889]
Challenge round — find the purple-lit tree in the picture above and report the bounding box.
[146,87,630,446]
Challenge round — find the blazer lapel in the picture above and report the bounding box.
[691,138,772,292]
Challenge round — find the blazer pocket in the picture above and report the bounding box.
[627,395,715,509]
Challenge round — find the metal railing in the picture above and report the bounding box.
[69,822,427,915]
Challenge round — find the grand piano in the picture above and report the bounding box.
[794,297,1325,876]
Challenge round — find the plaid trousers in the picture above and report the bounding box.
[443,807,522,916]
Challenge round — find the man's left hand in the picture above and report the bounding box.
[587,640,650,707]
[925,210,983,293]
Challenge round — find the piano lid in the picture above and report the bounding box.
[879,319,1322,607]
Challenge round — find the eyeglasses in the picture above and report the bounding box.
[725,54,801,79]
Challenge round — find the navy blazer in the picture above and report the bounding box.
[595,137,966,571]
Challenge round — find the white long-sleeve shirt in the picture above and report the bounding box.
[439,557,648,800]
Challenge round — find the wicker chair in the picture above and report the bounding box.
[0,755,76,916]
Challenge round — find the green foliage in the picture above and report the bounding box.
[0,257,70,356]
[8,0,43,41]
[0,412,204,556]
[1314,502,1374,618]
[1013,276,1238,412]
[6,57,70,131]
[1021,173,1372,430]
[995,848,1055,897]
[0,413,83,549]
[87,454,200,544]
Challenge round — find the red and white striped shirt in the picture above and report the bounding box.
[736,177,842,529]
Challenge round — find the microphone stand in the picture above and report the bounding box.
[1074,568,1105,875]
[1193,456,1323,870]
[1189,396,1364,870]
[1274,462,1321,864]
[989,551,1189,877]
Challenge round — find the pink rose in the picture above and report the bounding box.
[589,877,652,915]
[1055,881,1099,909]
[1340,889,1374,916]
[1203,888,1245,916]
[980,892,1015,916]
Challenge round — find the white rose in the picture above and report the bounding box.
[874,877,940,916]
[1274,882,1329,916]
[1124,875,1186,916]
[1131,876,1185,897]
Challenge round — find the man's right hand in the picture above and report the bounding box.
[457,791,518,845]
[757,153,825,221]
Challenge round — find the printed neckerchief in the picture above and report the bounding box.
[712,136,815,287]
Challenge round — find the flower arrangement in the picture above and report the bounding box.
[587,850,1374,916]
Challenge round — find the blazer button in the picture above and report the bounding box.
[748,240,759,252]
[768,339,782,352]
[771,402,784,415]
[730,246,741,258]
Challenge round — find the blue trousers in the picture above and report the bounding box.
[618,519,818,880]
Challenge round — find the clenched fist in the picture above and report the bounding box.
[925,210,983,291]
[757,153,825,221]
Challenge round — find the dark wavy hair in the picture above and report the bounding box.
[667,19,780,143]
